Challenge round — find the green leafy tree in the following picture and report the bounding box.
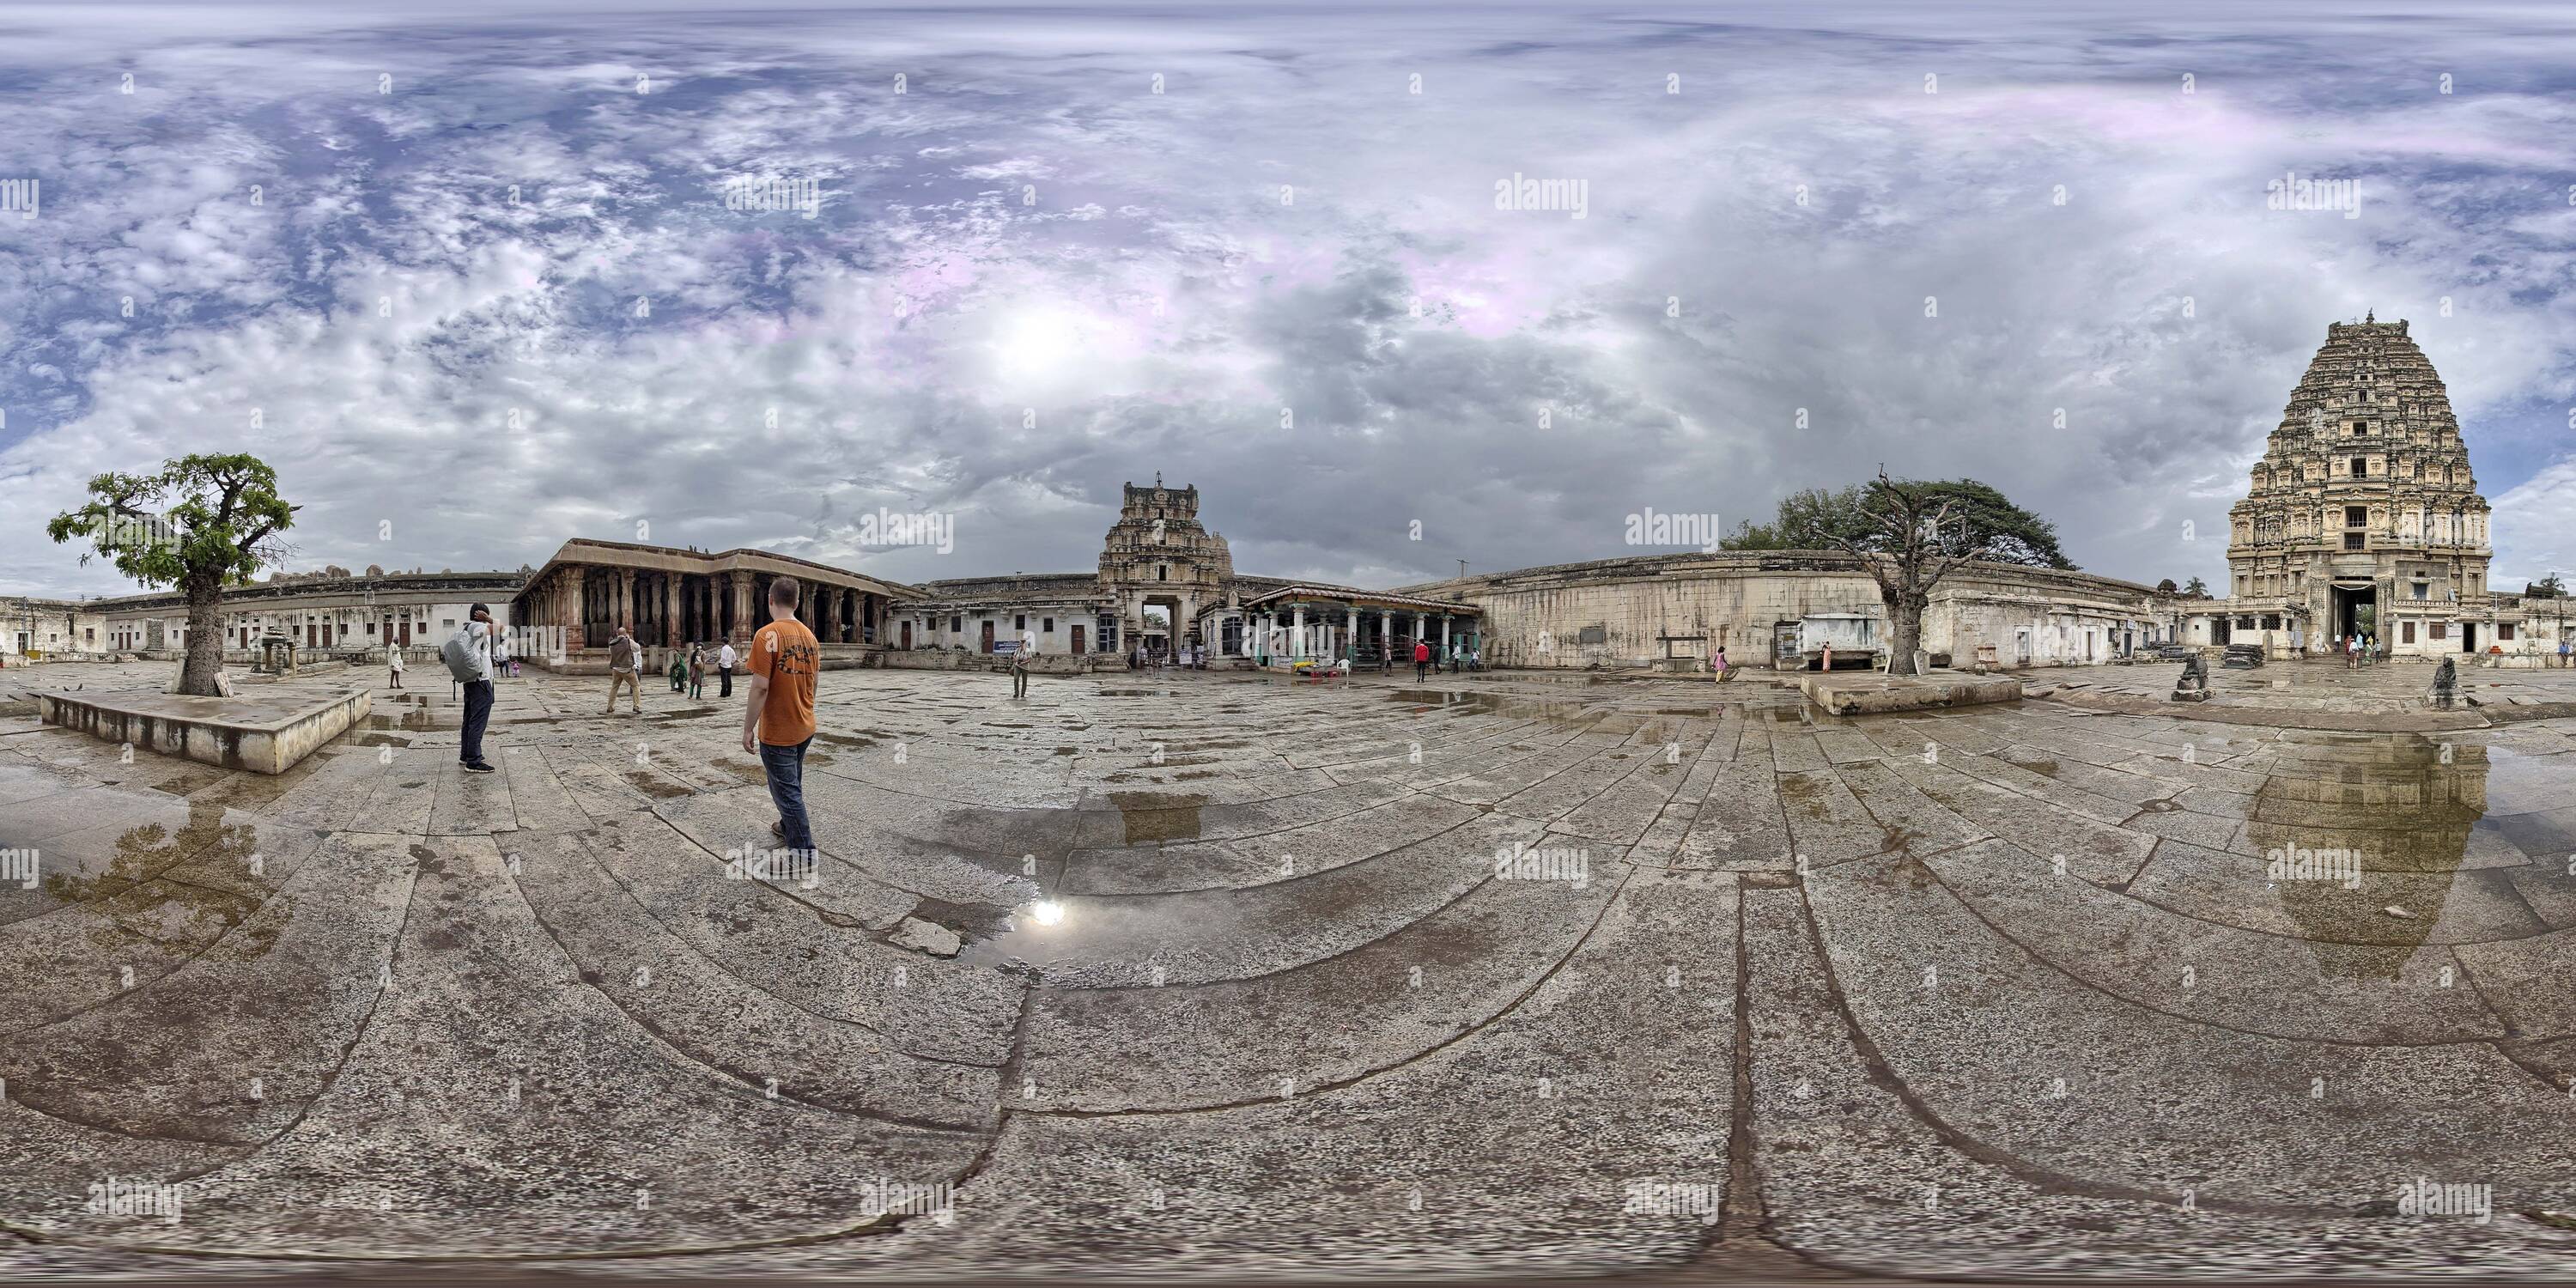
[1811,471,2076,675]
[1726,479,2074,569]
[1725,473,2075,675]
[47,453,297,696]
[2523,574,2565,598]
[2183,576,2209,598]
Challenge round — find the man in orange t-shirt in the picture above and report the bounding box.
[742,575,821,852]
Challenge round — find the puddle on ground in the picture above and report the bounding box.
[2246,733,2506,980]
[1106,791,1207,844]
[909,895,1018,944]
[38,796,283,964]
[1380,689,1600,726]
[363,706,435,732]
[813,732,878,750]
[622,770,696,799]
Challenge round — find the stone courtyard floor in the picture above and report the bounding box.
[3,659,2576,1281]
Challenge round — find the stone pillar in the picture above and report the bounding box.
[614,568,635,635]
[1291,605,1306,659]
[664,574,682,649]
[1345,606,1356,659]
[1442,614,1452,654]
[566,568,589,651]
[1413,611,1425,653]
[1382,610,1394,660]
[730,571,754,644]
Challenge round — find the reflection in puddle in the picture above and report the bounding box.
[1108,791,1206,844]
[39,796,283,964]
[1381,689,1601,727]
[362,706,434,732]
[2248,734,2490,980]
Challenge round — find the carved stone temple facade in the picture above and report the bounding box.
[1096,476,1236,654]
[2219,316,2515,656]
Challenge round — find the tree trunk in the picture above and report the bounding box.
[179,580,226,696]
[1886,592,1927,677]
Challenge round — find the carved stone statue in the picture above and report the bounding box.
[2172,652,2211,702]
[2429,657,2458,710]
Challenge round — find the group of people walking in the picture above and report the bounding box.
[1409,639,1479,678]
[601,626,738,712]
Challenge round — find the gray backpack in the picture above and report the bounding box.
[440,626,482,681]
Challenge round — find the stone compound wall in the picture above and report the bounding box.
[1399,551,2171,671]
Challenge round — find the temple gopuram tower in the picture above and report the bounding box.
[2226,315,2500,655]
[1099,474,1235,654]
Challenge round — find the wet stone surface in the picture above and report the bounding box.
[3,660,2576,1279]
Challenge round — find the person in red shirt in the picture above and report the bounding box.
[741,576,821,853]
[1413,637,1431,681]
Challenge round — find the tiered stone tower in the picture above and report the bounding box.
[1099,474,1235,651]
[2227,315,2496,653]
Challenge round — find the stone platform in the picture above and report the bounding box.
[34,685,369,775]
[1797,671,2022,715]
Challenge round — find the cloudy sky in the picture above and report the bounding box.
[3,0,2574,598]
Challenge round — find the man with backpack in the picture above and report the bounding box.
[440,604,500,774]
[605,623,642,714]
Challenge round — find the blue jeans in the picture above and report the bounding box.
[460,679,494,765]
[759,737,814,851]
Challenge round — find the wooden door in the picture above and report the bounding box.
[980,621,994,653]
[1071,624,1085,654]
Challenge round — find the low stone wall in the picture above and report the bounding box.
[1798,673,2023,716]
[37,686,370,775]
[1398,550,2170,672]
